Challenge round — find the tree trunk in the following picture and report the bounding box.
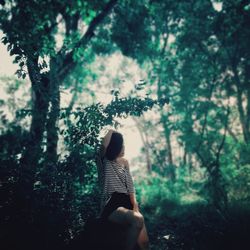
[165,127,173,166]
[246,87,250,137]
[45,62,60,163]
[18,57,50,222]
[207,162,228,212]
[43,0,119,163]
[67,78,79,114]
[232,64,250,144]
[133,117,152,173]
[188,152,193,175]
[236,85,249,144]
[165,127,176,181]
[160,112,176,181]
[21,58,50,167]
[245,61,250,142]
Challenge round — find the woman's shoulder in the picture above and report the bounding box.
[116,157,129,168]
[103,157,129,168]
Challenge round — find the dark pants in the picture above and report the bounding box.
[101,192,133,219]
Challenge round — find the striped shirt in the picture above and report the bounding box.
[99,157,135,211]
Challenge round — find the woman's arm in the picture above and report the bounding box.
[100,129,115,157]
[129,193,139,212]
[122,158,139,212]
[102,129,115,148]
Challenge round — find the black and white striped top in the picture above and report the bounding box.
[99,157,135,210]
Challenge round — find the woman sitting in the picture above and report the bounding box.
[97,129,150,250]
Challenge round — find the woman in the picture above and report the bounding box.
[97,129,150,250]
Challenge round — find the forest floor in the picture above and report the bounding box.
[2,202,250,250]
[146,203,250,250]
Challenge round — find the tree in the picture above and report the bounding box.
[214,0,250,145]
[149,0,250,209]
[0,0,118,166]
[110,0,250,209]
[0,1,120,220]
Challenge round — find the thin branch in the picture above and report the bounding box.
[196,81,216,151]
[226,124,239,143]
[57,0,118,81]
[215,99,230,163]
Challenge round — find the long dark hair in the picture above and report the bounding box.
[105,132,124,161]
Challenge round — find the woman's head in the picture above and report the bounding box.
[105,132,124,161]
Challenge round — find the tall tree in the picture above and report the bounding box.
[214,0,250,145]
[0,0,118,167]
[110,0,250,207]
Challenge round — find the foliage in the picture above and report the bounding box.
[0,87,168,249]
[221,163,250,203]
[136,167,250,250]
[1,0,250,249]
[116,0,250,211]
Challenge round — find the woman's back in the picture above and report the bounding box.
[100,158,135,211]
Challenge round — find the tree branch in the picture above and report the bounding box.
[215,99,230,163]
[245,62,250,136]
[232,64,249,143]
[57,0,118,81]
